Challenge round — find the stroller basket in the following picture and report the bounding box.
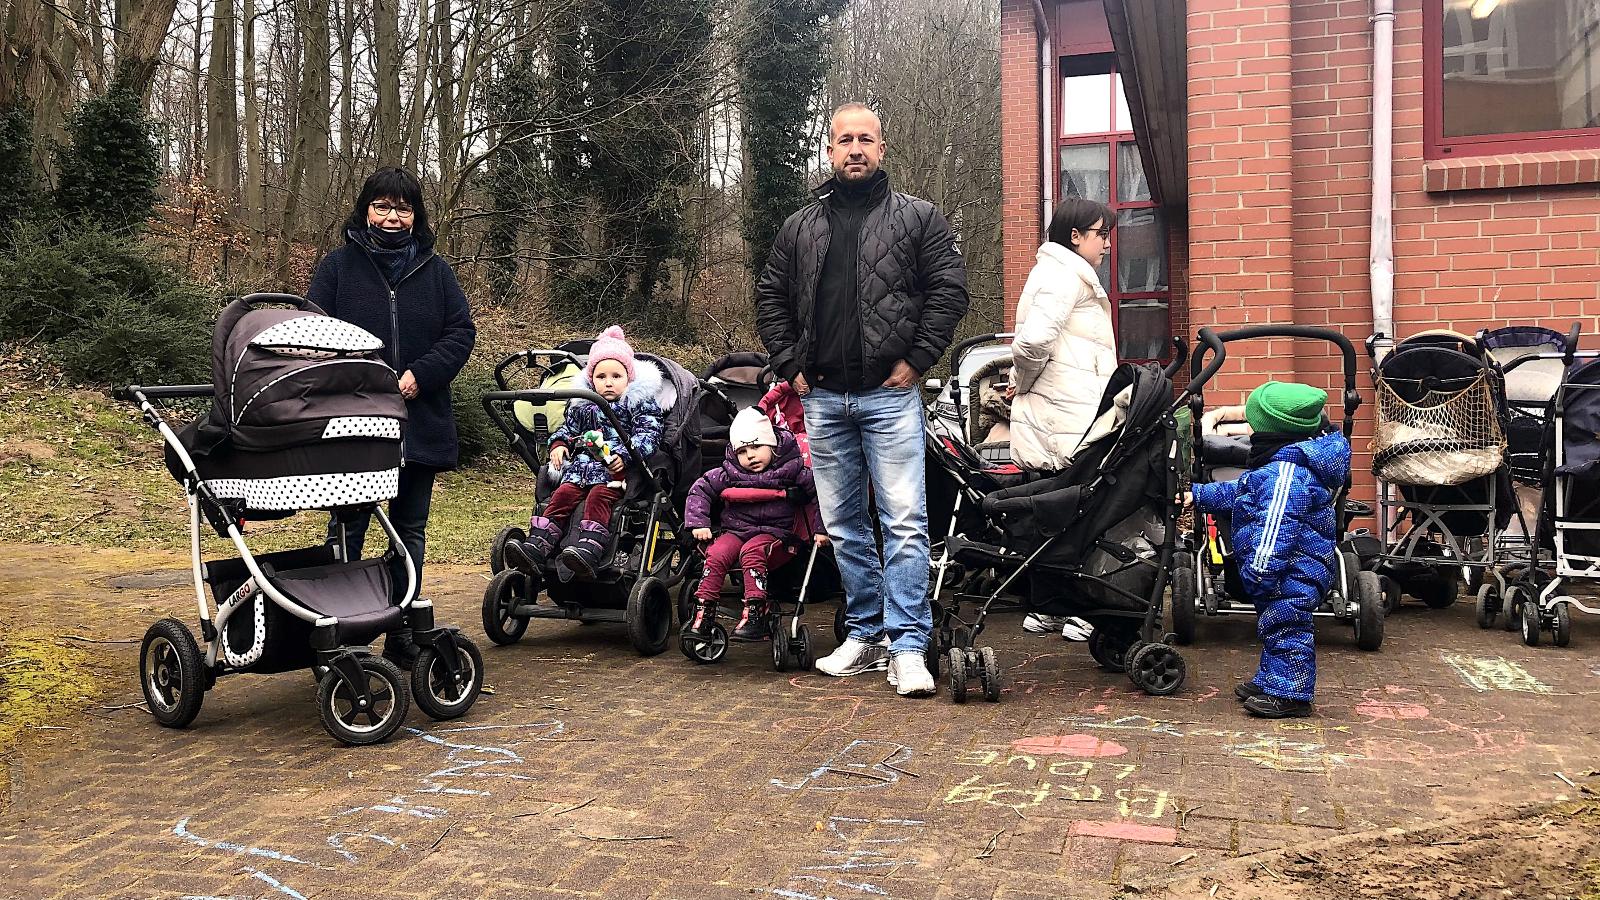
[1373,331,1505,487]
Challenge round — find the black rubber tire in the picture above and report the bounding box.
[1355,571,1385,652]
[677,575,700,626]
[795,625,814,670]
[411,637,484,721]
[947,647,969,704]
[1170,563,1197,646]
[1502,584,1521,632]
[1380,576,1402,616]
[489,525,525,575]
[1418,574,1460,610]
[1520,591,1542,647]
[1126,642,1187,696]
[316,655,410,746]
[978,647,1002,702]
[140,618,206,728]
[680,621,728,664]
[772,621,793,672]
[1553,602,1572,648]
[1088,627,1133,673]
[626,577,673,656]
[1475,584,1498,630]
[481,569,530,646]
[832,604,848,646]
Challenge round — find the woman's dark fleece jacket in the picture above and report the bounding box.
[684,431,822,541]
[307,227,476,469]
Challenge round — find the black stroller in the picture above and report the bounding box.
[480,345,704,655]
[931,331,1223,702]
[1172,325,1385,651]
[122,294,485,746]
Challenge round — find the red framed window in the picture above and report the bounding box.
[1425,0,1600,158]
[1055,53,1171,362]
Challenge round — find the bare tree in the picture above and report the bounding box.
[206,0,241,203]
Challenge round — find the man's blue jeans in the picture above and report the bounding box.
[802,385,931,654]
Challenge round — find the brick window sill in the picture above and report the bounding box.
[1424,150,1600,193]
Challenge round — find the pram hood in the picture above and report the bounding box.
[1557,358,1600,478]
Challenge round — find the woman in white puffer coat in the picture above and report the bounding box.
[1009,198,1119,472]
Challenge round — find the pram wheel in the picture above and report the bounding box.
[1415,574,1459,610]
[795,625,814,670]
[316,655,410,746]
[1519,591,1542,647]
[978,647,1002,702]
[1354,572,1385,652]
[1127,642,1186,696]
[681,620,728,664]
[1381,576,1402,616]
[832,604,848,646]
[1088,627,1135,673]
[481,569,532,646]
[1501,586,1521,632]
[1552,601,1572,647]
[1475,584,1499,629]
[411,637,485,721]
[772,621,794,671]
[140,619,206,729]
[626,577,673,656]
[489,526,526,575]
[924,639,942,680]
[947,647,969,703]
[677,575,701,626]
[1170,553,1197,646]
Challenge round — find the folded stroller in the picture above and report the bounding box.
[931,331,1221,702]
[1173,325,1385,650]
[121,294,485,746]
[927,333,1016,465]
[1368,330,1518,608]
[1500,333,1596,646]
[699,352,772,466]
[480,345,704,654]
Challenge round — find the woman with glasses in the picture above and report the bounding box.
[1007,198,1118,640]
[307,166,476,664]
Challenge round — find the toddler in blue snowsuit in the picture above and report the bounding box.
[1188,381,1351,718]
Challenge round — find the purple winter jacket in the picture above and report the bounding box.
[684,431,823,541]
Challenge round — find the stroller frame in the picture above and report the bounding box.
[480,348,688,655]
[1176,325,1385,651]
[678,525,825,671]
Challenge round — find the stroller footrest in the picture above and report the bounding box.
[948,535,1023,570]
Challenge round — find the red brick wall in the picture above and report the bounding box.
[1001,0,1044,325]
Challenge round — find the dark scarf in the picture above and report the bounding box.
[1246,432,1305,470]
[349,225,419,287]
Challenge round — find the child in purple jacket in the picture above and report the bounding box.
[685,408,827,641]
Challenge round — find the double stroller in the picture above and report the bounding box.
[923,331,1224,701]
[123,294,485,746]
[1173,326,1386,651]
[480,342,703,655]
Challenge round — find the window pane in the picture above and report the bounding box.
[1441,0,1600,138]
[1114,74,1133,132]
[1116,207,1169,293]
[1117,142,1152,202]
[1061,73,1113,136]
[1059,143,1110,204]
[1117,298,1170,360]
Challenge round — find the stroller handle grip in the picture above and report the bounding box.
[1161,337,1188,379]
[1187,327,1229,392]
[238,292,323,314]
[493,348,583,390]
[950,332,1015,373]
[1187,325,1360,417]
[117,384,213,402]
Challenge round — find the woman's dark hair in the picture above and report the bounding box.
[345,166,432,239]
[1047,197,1115,248]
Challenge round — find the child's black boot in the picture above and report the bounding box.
[1243,694,1312,719]
[557,520,611,578]
[731,600,772,642]
[504,516,561,573]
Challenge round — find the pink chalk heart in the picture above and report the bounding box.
[1009,734,1129,757]
[1355,700,1431,720]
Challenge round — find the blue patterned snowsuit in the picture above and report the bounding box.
[1191,431,1351,701]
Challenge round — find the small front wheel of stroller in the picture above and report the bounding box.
[1354,572,1385,652]
[1502,584,1521,632]
[1170,556,1197,646]
[489,525,526,575]
[1380,576,1402,616]
[832,604,848,646]
[1475,583,1499,630]
[317,655,410,746]
[681,621,728,664]
[978,647,1002,702]
[947,647,969,703]
[482,569,532,646]
[1127,642,1186,696]
[411,637,484,721]
[626,577,674,656]
[772,622,794,672]
[140,619,206,728]
[1088,627,1134,673]
[1416,574,1459,610]
[1553,601,1572,647]
[1519,591,1542,647]
[795,625,815,670]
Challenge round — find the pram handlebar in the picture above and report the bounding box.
[1162,337,1188,379]
[237,292,322,312]
[1189,327,1228,390]
[949,332,1015,374]
[116,384,212,402]
[481,387,670,506]
[1189,324,1361,424]
[493,348,583,391]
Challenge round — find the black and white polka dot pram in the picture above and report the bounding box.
[121,293,484,746]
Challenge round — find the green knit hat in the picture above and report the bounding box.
[1245,381,1326,436]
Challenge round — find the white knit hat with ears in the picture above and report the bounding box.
[729,407,778,450]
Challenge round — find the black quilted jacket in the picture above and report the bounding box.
[754,172,970,385]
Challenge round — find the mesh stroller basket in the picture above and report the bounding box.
[1373,331,1506,487]
[1482,326,1570,485]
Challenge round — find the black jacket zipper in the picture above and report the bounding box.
[355,244,432,465]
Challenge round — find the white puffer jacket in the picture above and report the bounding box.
[1009,242,1117,472]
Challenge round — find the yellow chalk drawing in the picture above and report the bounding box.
[1441,653,1552,694]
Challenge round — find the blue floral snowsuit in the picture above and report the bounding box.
[1191,431,1351,701]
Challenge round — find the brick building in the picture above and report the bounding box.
[1001,0,1600,481]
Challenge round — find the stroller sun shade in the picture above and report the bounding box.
[1482,325,1570,484]
[1557,358,1600,480]
[1372,331,1505,487]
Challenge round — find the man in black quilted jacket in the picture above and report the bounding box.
[754,102,969,697]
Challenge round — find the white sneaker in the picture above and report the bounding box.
[1023,613,1069,634]
[815,638,891,676]
[1060,618,1093,642]
[887,652,935,697]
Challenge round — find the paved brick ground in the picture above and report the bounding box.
[2,543,1597,899]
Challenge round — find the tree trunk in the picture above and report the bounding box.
[241,0,264,242]
[115,0,181,99]
[337,0,355,180]
[373,0,402,165]
[301,0,332,233]
[187,3,203,182]
[206,0,241,204]
[402,0,432,172]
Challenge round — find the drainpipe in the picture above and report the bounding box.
[1370,0,1396,345]
[1031,0,1054,236]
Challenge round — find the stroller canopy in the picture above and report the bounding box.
[1372,330,1505,487]
[1481,326,1570,406]
[1558,358,1600,479]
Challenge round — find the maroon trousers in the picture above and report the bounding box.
[543,483,623,529]
[695,532,796,604]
